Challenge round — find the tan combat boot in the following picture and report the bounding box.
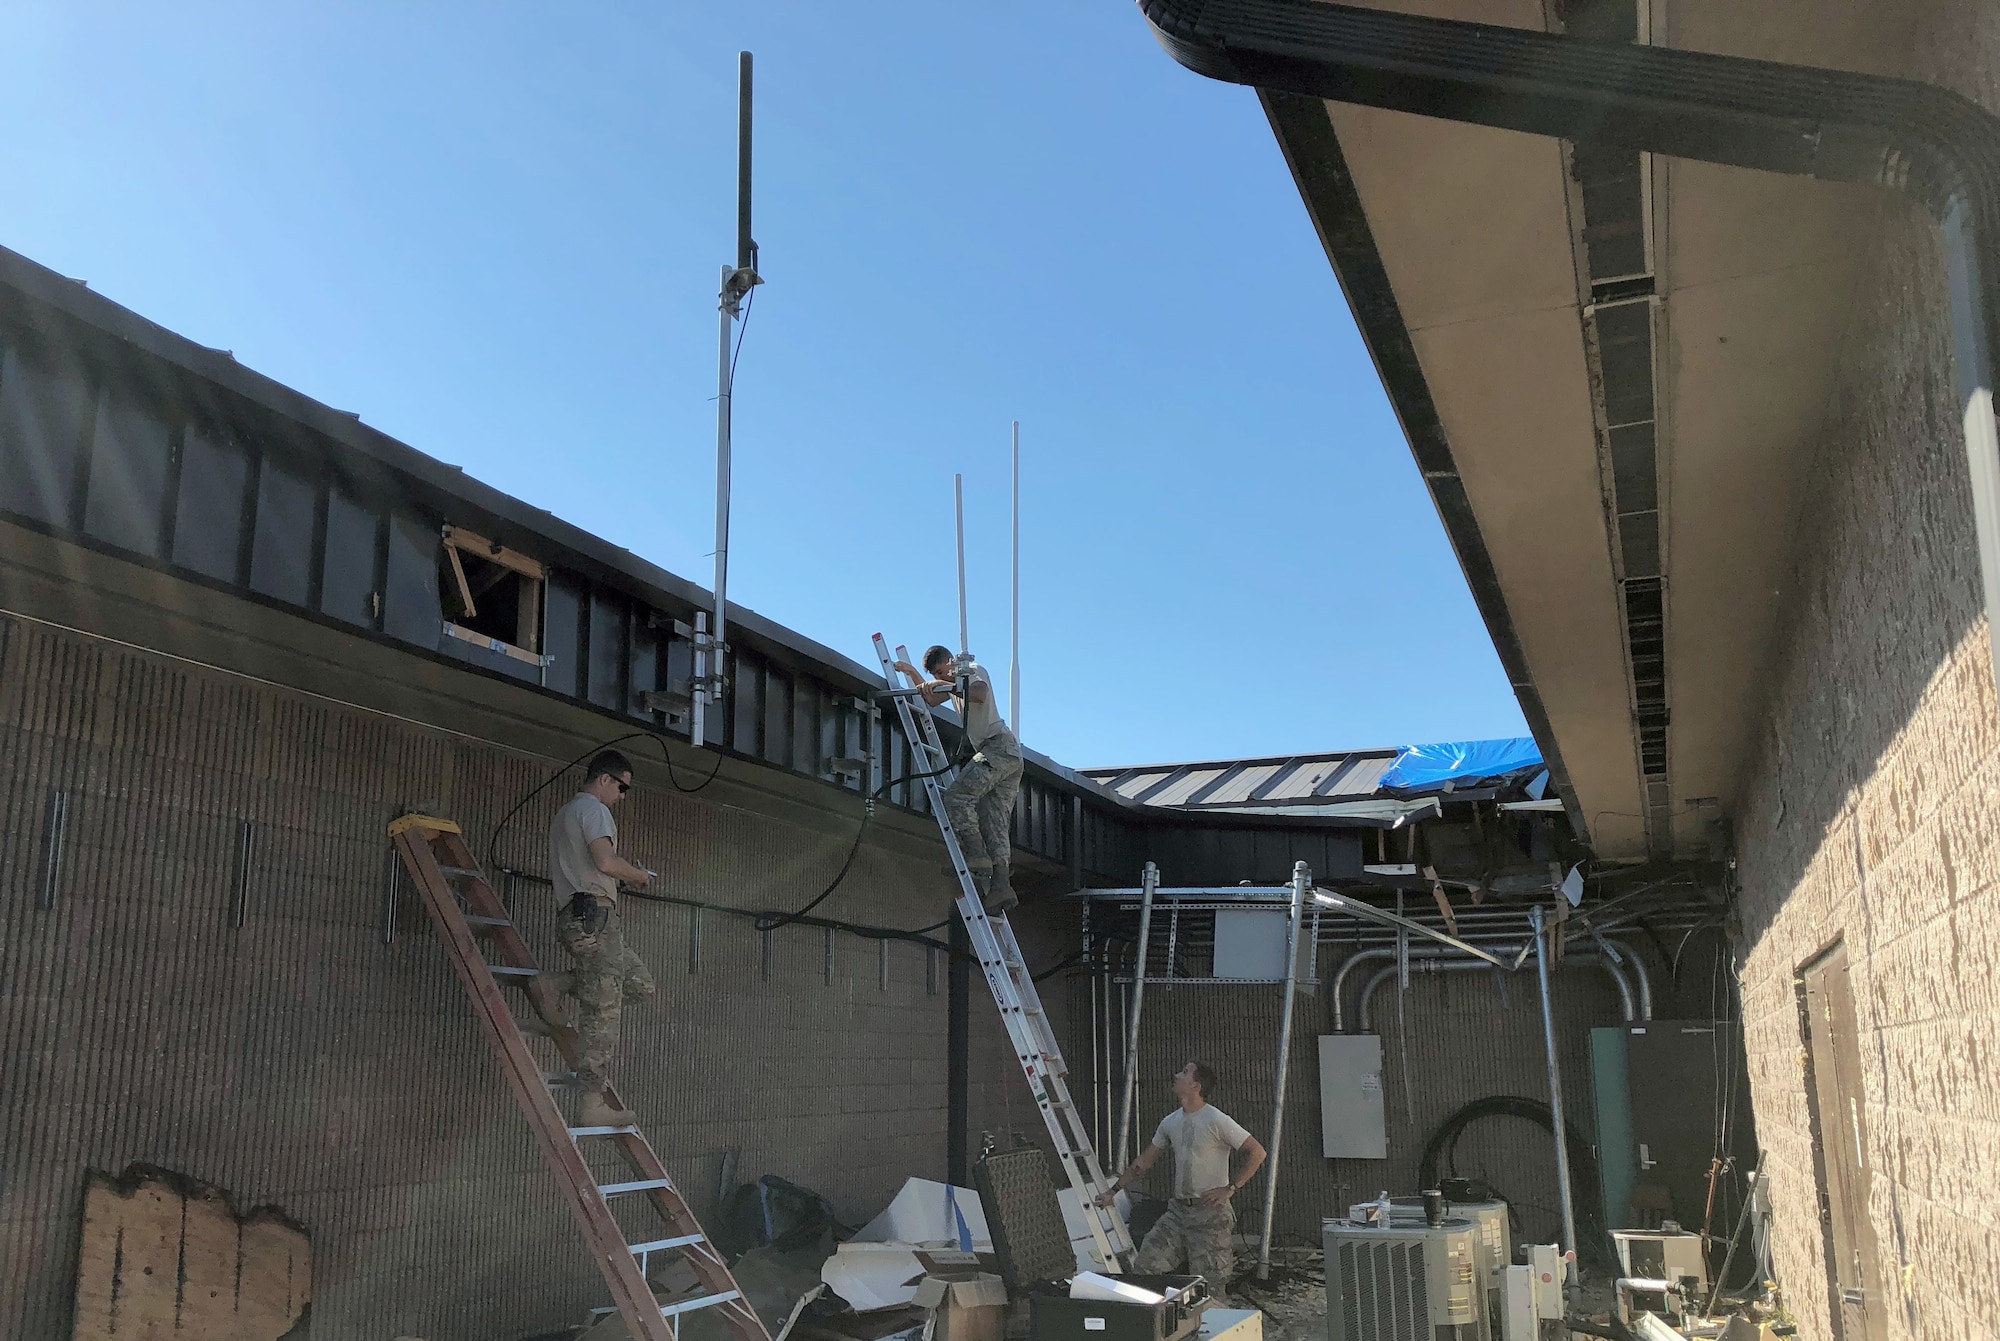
[579,1088,638,1129]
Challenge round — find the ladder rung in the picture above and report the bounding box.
[661,1291,741,1318]
[570,1124,638,1136]
[489,965,538,978]
[600,1178,672,1197]
[438,865,484,879]
[545,1072,579,1087]
[629,1233,706,1255]
[465,914,512,927]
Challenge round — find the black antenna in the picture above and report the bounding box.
[737,51,754,273]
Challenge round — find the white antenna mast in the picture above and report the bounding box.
[955,473,970,658]
[1010,421,1020,734]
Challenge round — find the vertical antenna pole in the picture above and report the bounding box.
[955,473,969,657]
[707,51,757,742]
[1010,421,1020,733]
[711,260,734,722]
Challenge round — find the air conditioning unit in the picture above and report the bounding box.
[1323,1218,1480,1341]
[1387,1198,1509,1341]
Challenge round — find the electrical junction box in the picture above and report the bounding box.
[1526,1244,1564,1319]
[1317,1035,1387,1159]
[1212,909,1314,988]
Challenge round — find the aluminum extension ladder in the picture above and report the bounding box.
[388,813,771,1341]
[871,634,1135,1271]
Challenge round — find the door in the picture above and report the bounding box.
[1798,942,1885,1341]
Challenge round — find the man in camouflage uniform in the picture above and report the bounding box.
[1098,1061,1267,1301]
[893,644,1022,913]
[541,749,656,1128]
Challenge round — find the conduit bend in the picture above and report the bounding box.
[1331,941,1650,1030]
[1353,952,1635,1032]
[1135,0,2000,697]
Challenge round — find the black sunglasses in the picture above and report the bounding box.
[614,779,631,794]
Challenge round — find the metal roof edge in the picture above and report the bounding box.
[0,243,886,694]
[1078,747,1400,777]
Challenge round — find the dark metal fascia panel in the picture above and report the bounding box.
[0,248,885,694]
[1257,88,1591,842]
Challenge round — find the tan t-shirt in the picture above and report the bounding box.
[550,791,618,903]
[954,662,1010,747]
[1151,1103,1252,1197]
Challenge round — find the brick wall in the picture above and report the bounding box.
[0,613,1052,1339]
[1731,4,2000,1335]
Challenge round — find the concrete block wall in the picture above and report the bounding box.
[1731,5,2000,1335]
[0,613,1051,1339]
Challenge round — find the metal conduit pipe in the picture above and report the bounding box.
[1331,941,1650,1030]
[1598,937,1653,1020]
[1354,952,1634,1033]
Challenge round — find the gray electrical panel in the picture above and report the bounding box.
[1318,1034,1387,1159]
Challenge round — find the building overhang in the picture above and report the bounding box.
[1140,0,2000,862]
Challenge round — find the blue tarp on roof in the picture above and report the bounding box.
[1379,737,1543,790]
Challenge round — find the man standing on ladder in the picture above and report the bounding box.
[893,644,1022,913]
[540,749,658,1128]
[1096,1062,1267,1300]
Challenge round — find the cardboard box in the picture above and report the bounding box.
[913,1272,1008,1341]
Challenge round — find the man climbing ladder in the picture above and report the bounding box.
[892,644,1022,913]
[874,632,1134,1272]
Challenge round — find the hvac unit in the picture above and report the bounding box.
[1323,1218,1480,1341]
[1388,1198,1509,1341]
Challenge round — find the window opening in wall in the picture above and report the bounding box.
[438,524,546,667]
[1795,940,1885,1341]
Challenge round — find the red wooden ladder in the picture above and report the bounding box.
[389,813,770,1341]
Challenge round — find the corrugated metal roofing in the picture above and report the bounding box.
[1082,749,1403,810]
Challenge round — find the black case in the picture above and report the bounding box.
[1029,1275,1210,1341]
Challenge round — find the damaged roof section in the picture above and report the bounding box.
[1083,737,1547,823]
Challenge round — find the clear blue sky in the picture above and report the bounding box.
[0,3,1527,767]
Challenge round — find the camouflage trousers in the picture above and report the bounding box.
[942,731,1023,878]
[1133,1196,1235,1295]
[552,896,655,1091]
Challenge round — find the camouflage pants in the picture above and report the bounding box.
[553,897,655,1091]
[942,732,1023,876]
[1134,1197,1235,1294]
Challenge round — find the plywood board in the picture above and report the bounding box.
[71,1164,311,1340]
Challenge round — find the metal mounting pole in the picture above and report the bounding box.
[1114,862,1159,1171]
[1256,861,1308,1280]
[707,52,759,743]
[1531,904,1580,1280]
